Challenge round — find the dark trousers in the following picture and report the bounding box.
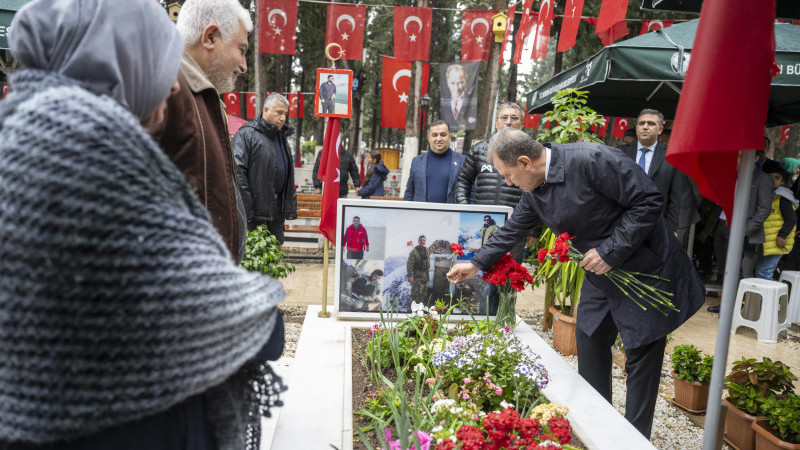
[576,313,666,439]
[346,250,364,260]
[250,213,285,245]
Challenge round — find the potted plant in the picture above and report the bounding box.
[753,393,800,449]
[724,357,797,450]
[670,344,713,413]
[530,229,584,355]
[527,88,606,356]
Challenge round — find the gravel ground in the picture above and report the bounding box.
[277,305,733,449]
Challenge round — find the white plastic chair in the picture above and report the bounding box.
[778,270,800,325]
[730,278,789,343]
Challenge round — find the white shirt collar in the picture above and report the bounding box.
[544,146,552,182]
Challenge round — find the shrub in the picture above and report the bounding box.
[240,225,295,279]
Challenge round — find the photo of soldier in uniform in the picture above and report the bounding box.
[339,259,384,312]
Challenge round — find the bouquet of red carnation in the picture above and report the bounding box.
[451,243,465,256]
[481,254,533,327]
[537,232,677,316]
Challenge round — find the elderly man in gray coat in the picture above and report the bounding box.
[448,128,705,439]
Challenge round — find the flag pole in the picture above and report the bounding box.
[702,150,754,450]
[319,241,331,318]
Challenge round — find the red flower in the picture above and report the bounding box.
[435,441,457,450]
[482,256,532,292]
[451,243,465,256]
[537,248,548,263]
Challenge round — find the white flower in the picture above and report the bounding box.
[500,400,514,409]
[411,301,427,316]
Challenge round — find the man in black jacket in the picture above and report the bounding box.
[448,128,704,438]
[312,148,361,198]
[617,109,683,234]
[232,93,298,244]
[456,102,537,262]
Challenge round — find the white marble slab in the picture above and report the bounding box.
[268,306,655,449]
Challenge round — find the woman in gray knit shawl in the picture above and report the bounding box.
[0,0,285,449]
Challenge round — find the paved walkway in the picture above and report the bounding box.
[280,262,800,382]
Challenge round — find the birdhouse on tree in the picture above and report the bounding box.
[492,12,507,43]
[167,2,181,22]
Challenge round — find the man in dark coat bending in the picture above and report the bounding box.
[447,128,704,439]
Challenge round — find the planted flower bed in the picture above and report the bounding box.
[350,303,583,449]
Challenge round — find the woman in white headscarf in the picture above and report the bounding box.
[0,0,285,449]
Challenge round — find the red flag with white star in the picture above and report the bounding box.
[318,118,341,244]
[222,92,241,116]
[513,2,536,65]
[394,6,432,61]
[640,19,674,35]
[244,92,257,119]
[461,10,496,62]
[584,17,628,46]
[381,56,430,129]
[557,0,585,52]
[531,0,554,60]
[288,93,304,119]
[326,4,366,61]
[781,125,791,144]
[498,3,517,65]
[258,0,297,55]
[524,111,541,129]
[613,117,629,138]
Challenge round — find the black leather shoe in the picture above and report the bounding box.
[707,305,720,313]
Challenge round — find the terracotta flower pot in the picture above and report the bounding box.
[752,419,800,450]
[671,371,709,414]
[724,398,767,450]
[549,305,577,356]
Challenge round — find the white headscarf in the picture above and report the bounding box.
[10,0,184,121]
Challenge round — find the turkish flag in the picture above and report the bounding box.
[498,3,517,65]
[461,10,496,62]
[667,0,774,220]
[288,93,305,119]
[780,125,791,144]
[326,4,366,61]
[258,0,298,55]
[639,19,674,35]
[513,13,536,64]
[381,56,430,130]
[613,117,629,138]
[584,17,628,46]
[596,0,628,33]
[524,112,541,129]
[394,6,432,61]
[598,116,610,137]
[222,92,241,116]
[244,93,257,119]
[557,0,585,52]
[531,0,554,60]
[318,118,341,245]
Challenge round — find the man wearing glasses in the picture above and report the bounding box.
[456,102,541,263]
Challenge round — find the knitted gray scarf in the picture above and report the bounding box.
[0,69,285,447]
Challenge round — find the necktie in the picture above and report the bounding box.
[638,148,650,171]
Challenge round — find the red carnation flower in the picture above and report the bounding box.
[537,248,548,263]
[451,243,465,256]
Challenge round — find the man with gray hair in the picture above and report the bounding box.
[456,102,537,262]
[448,128,704,439]
[233,93,298,244]
[157,0,251,261]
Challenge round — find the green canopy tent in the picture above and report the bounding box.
[525,20,800,126]
[641,0,800,20]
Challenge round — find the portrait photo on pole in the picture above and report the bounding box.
[334,199,513,320]
[439,62,479,131]
[314,68,353,118]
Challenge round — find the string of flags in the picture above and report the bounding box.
[256,0,681,63]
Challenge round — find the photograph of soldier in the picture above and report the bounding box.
[339,259,384,312]
[469,215,499,253]
[407,235,431,306]
[342,216,369,260]
[319,74,336,114]
[315,70,352,117]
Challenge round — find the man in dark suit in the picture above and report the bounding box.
[447,128,704,438]
[440,64,477,131]
[617,109,683,234]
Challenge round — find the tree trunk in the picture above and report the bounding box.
[473,0,508,143]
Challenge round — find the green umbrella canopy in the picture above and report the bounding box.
[1,0,34,50]
[640,0,800,20]
[525,20,800,126]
